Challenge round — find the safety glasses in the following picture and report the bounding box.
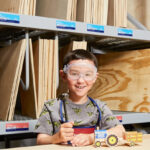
[63,63,97,81]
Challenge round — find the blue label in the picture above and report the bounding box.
[87,24,104,33]
[118,28,133,36]
[0,12,20,23]
[95,130,107,139]
[56,20,76,30]
[6,128,29,132]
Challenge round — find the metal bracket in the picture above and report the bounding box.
[20,31,30,90]
[55,34,59,89]
[127,13,148,30]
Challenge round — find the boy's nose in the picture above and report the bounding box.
[77,74,85,82]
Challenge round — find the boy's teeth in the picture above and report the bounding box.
[77,86,84,89]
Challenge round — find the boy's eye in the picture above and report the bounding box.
[70,71,79,76]
[85,72,93,77]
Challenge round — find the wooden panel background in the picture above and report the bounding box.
[88,49,150,112]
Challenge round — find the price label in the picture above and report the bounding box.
[56,20,76,30]
[116,116,123,122]
[87,24,104,33]
[118,28,133,36]
[6,123,29,132]
[0,12,20,23]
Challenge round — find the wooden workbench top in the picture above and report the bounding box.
[6,134,150,150]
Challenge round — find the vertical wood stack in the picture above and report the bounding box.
[76,0,109,25]
[31,39,58,116]
[0,0,36,15]
[0,0,36,120]
[36,0,77,21]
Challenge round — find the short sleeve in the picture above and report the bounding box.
[34,104,53,135]
[98,101,120,130]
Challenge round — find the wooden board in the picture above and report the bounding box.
[72,41,87,50]
[47,40,53,100]
[76,0,108,25]
[0,40,26,120]
[36,0,76,21]
[8,40,26,120]
[88,49,150,112]
[19,39,37,119]
[4,134,150,150]
[0,0,35,15]
[107,0,127,27]
[33,39,44,116]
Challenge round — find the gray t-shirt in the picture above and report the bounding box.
[34,95,120,135]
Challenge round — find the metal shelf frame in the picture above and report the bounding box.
[1,11,150,52]
[0,112,150,135]
[0,12,150,41]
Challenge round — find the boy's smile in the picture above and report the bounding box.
[61,59,98,104]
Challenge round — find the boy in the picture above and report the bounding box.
[34,49,125,146]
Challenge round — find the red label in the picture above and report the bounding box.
[6,123,29,132]
[116,116,123,122]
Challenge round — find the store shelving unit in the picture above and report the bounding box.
[0,11,150,140]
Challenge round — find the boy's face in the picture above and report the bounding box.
[60,59,98,99]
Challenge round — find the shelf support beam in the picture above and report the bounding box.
[20,31,30,91]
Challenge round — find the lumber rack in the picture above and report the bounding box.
[1,11,150,148]
[0,12,150,51]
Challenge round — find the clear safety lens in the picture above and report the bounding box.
[63,63,97,81]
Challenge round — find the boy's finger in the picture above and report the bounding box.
[61,121,74,128]
[61,127,74,133]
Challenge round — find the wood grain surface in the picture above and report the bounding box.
[88,49,150,112]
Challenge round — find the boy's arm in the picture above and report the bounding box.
[37,122,74,145]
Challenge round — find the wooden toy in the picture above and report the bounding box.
[94,129,143,147]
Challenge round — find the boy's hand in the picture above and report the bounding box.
[71,133,94,146]
[57,121,74,143]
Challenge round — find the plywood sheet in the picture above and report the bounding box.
[0,0,35,15]
[36,0,76,20]
[88,49,150,112]
[107,0,127,27]
[0,40,26,120]
[8,40,26,120]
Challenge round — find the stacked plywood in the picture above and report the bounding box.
[88,49,150,113]
[0,0,36,120]
[36,0,77,21]
[76,0,108,25]
[0,0,36,15]
[32,39,58,116]
[107,0,127,27]
[0,40,26,120]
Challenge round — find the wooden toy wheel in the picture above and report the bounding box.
[106,134,118,146]
[95,141,101,147]
[129,141,135,147]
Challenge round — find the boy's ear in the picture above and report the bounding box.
[60,70,67,81]
[93,72,99,83]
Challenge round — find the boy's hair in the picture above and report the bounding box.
[63,49,98,68]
